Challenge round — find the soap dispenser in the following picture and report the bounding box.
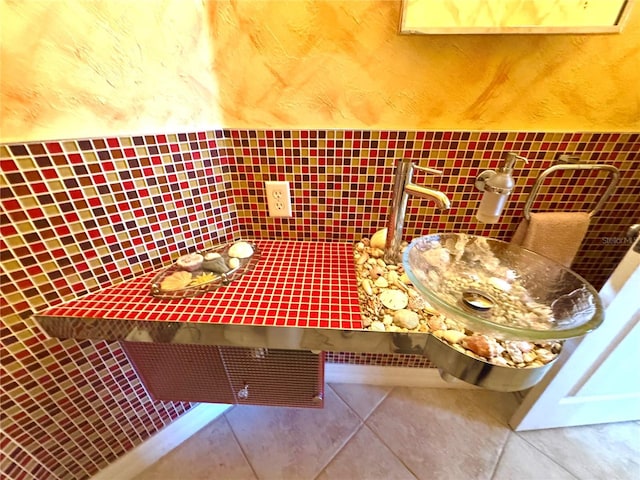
[475,152,528,224]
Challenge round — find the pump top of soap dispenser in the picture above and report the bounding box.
[475,152,529,224]
[476,152,528,195]
[501,152,528,174]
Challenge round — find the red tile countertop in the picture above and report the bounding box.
[39,240,364,330]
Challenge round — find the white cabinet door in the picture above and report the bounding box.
[509,237,640,431]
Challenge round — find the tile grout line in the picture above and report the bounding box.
[362,416,419,479]
[327,383,395,423]
[221,412,261,480]
[488,429,512,480]
[360,386,420,480]
[310,384,366,480]
[512,431,582,479]
[361,386,394,423]
[312,422,366,480]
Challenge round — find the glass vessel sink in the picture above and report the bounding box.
[403,233,604,341]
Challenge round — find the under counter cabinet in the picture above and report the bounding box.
[120,342,325,408]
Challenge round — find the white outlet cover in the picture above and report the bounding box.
[265,181,292,217]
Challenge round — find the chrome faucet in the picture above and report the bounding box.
[384,158,451,263]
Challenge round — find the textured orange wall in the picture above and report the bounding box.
[2,0,638,143]
[0,0,222,143]
[207,0,640,131]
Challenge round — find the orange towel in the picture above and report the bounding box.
[511,212,590,268]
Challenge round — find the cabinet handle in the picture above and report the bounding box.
[312,393,323,404]
[237,384,249,400]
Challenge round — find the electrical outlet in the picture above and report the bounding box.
[265,181,292,217]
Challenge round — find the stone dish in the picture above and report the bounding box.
[150,241,260,298]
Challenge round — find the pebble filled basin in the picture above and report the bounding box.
[403,233,604,342]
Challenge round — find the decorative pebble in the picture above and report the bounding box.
[353,234,561,370]
[362,279,373,295]
[445,318,463,330]
[374,277,389,288]
[534,348,555,363]
[462,335,503,358]
[228,241,254,259]
[393,309,419,329]
[370,320,386,332]
[369,265,384,279]
[408,294,426,311]
[441,330,466,344]
[423,301,439,315]
[368,296,383,317]
[370,228,387,249]
[490,356,510,367]
[202,257,230,274]
[176,253,203,271]
[393,280,410,292]
[356,253,369,265]
[379,290,408,310]
[505,342,524,364]
[427,316,447,331]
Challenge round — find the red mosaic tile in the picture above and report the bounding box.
[37,241,362,337]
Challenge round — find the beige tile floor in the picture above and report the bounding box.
[134,384,640,480]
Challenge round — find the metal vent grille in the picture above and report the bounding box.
[121,342,324,408]
[220,347,324,408]
[121,342,236,404]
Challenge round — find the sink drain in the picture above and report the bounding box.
[461,290,495,312]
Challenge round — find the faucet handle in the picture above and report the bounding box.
[412,165,443,176]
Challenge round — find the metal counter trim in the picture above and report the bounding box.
[36,314,557,392]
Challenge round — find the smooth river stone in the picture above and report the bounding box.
[393,309,419,329]
[228,241,254,258]
[202,257,230,274]
[370,228,387,250]
[370,320,386,332]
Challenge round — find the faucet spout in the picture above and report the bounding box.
[384,159,451,264]
[404,185,452,210]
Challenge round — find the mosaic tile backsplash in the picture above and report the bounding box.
[2,129,638,478]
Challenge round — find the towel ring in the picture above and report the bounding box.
[524,163,620,221]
